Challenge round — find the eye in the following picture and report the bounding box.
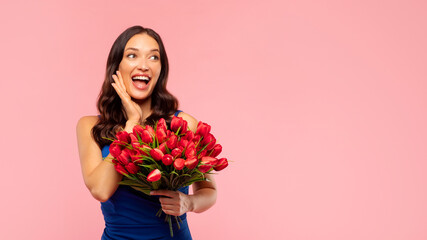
[127,53,136,58]
[149,55,159,60]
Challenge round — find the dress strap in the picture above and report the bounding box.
[174,110,183,117]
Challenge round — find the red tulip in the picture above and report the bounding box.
[187,141,195,150]
[156,127,167,143]
[182,120,188,133]
[129,133,140,148]
[150,148,164,161]
[114,164,129,175]
[171,116,183,132]
[174,158,185,170]
[198,149,207,159]
[132,125,145,138]
[132,158,143,165]
[171,147,183,158]
[140,129,153,144]
[198,165,211,173]
[147,169,161,182]
[146,125,155,137]
[214,158,228,171]
[117,149,132,165]
[209,144,222,158]
[130,150,143,164]
[185,146,197,159]
[162,154,174,166]
[137,145,151,156]
[183,130,194,142]
[199,156,218,173]
[196,121,211,137]
[192,135,201,144]
[202,156,219,165]
[125,162,140,174]
[185,157,199,169]
[157,118,167,132]
[158,142,167,154]
[116,131,131,143]
[109,142,122,158]
[201,133,216,151]
[179,139,189,149]
[166,134,178,149]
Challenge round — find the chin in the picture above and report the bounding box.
[130,91,152,101]
[130,95,150,101]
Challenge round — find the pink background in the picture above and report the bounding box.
[1,0,426,239]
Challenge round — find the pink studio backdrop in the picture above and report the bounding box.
[0,0,426,239]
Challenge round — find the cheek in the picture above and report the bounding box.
[155,65,162,77]
[119,60,137,71]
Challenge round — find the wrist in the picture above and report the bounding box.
[124,120,139,133]
[186,194,195,213]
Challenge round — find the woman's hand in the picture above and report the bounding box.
[150,190,194,216]
[111,71,143,123]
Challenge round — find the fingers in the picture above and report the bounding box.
[111,74,123,94]
[111,73,129,101]
[162,207,181,216]
[151,191,189,216]
[150,190,176,198]
[115,71,127,92]
[160,201,182,216]
[159,196,176,205]
[111,70,143,123]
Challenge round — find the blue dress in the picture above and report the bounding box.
[99,110,192,239]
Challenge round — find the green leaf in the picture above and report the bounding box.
[129,186,151,195]
[119,179,144,186]
[151,178,161,189]
[181,177,206,187]
[161,175,170,186]
[141,164,156,170]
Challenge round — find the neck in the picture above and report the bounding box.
[133,97,153,123]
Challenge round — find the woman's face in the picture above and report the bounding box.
[118,33,161,101]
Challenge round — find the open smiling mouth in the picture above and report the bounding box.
[132,75,151,90]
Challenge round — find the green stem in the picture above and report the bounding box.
[175,216,181,230]
[168,215,173,237]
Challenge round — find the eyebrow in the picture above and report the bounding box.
[125,47,160,53]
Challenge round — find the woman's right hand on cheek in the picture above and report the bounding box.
[111,71,143,124]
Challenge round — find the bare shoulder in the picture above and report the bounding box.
[76,115,100,132]
[176,112,198,133]
[76,115,102,162]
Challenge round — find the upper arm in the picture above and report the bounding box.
[176,112,198,133]
[177,112,217,192]
[76,116,104,188]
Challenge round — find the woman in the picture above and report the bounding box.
[76,25,217,239]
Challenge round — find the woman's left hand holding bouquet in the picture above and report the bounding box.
[150,190,194,216]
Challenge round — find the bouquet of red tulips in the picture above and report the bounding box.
[104,115,228,237]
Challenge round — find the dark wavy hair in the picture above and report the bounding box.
[92,25,179,149]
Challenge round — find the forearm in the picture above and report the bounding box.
[87,154,122,202]
[189,188,217,213]
[87,121,137,202]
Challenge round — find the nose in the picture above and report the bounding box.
[138,59,149,71]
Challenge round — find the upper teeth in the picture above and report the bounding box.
[133,76,150,80]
